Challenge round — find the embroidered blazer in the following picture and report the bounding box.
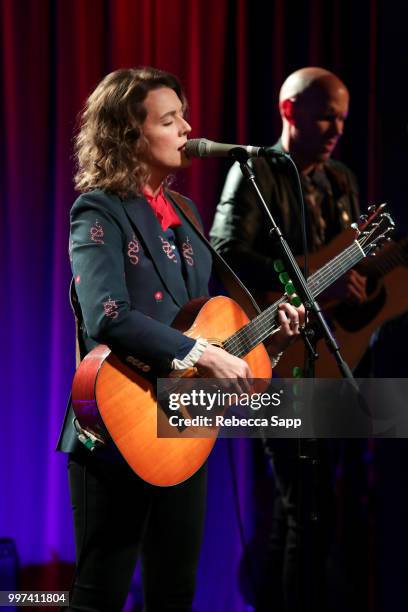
[57,188,212,453]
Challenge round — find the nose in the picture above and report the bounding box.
[180,117,192,135]
[332,117,344,137]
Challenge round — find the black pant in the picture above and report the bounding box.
[67,449,207,612]
[255,439,335,612]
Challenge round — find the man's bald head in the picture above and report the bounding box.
[279,67,348,106]
[279,67,350,170]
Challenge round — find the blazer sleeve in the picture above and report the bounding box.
[70,193,195,372]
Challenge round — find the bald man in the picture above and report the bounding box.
[280,67,350,170]
[210,68,366,612]
[210,66,367,303]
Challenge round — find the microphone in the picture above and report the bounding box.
[184,138,262,158]
[184,138,289,160]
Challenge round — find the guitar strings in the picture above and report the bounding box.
[225,226,387,357]
[223,228,384,358]
[224,241,363,357]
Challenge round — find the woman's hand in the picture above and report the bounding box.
[196,344,253,395]
[268,302,305,356]
[195,302,304,389]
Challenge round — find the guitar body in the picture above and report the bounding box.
[275,252,408,378]
[72,296,271,487]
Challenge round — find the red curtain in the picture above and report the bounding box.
[2,1,408,610]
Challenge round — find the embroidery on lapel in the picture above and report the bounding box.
[122,198,187,307]
[159,235,177,263]
[181,237,194,267]
[127,234,140,265]
[103,298,119,319]
[90,219,104,244]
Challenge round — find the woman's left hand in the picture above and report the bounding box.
[268,302,305,356]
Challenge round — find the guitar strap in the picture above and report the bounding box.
[167,189,261,320]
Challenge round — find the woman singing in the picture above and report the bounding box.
[57,67,303,611]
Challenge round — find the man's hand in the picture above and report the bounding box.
[344,269,368,303]
[321,269,368,304]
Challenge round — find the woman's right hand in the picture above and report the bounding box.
[195,344,253,395]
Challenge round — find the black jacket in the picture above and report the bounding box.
[210,149,360,291]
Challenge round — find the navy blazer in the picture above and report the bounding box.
[57,189,213,453]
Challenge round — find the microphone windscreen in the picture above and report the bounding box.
[184,138,209,158]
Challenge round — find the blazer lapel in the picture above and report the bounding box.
[167,194,213,298]
[173,223,205,299]
[122,196,189,307]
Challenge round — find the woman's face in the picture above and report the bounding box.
[141,87,192,182]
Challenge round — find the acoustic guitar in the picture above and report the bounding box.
[72,205,393,486]
[274,235,408,378]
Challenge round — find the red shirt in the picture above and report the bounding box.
[143,186,182,231]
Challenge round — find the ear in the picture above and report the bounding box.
[280,98,296,125]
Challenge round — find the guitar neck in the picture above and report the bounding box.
[223,240,365,358]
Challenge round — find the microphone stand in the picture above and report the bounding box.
[230,147,358,612]
[230,147,358,388]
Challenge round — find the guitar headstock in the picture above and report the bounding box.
[354,203,395,256]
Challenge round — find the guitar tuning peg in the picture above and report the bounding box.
[367,204,376,213]
[273,259,285,273]
[359,214,368,223]
[380,211,394,222]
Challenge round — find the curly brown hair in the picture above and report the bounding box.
[74,67,186,198]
